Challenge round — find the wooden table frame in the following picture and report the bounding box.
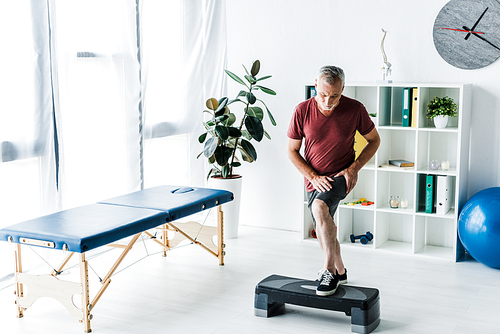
[11,206,225,333]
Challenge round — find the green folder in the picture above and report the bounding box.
[402,87,411,127]
[425,174,434,213]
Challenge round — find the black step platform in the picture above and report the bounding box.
[254,274,380,334]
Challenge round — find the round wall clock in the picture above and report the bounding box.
[433,0,500,69]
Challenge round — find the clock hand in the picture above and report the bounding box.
[463,25,500,51]
[465,7,488,40]
[438,27,484,34]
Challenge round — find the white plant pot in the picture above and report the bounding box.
[433,115,448,129]
[210,175,242,239]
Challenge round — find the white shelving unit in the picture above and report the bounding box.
[301,83,471,261]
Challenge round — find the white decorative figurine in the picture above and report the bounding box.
[380,29,392,82]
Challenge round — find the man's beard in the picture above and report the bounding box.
[320,101,337,111]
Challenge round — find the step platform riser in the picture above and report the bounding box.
[254,275,380,334]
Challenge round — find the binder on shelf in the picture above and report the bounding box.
[305,86,317,100]
[309,86,317,98]
[402,87,411,127]
[436,175,452,215]
[354,131,367,160]
[425,174,435,214]
[411,88,418,127]
[389,159,414,167]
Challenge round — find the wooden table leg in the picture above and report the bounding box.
[14,244,24,318]
[217,205,225,266]
[79,253,92,333]
[162,223,169,257]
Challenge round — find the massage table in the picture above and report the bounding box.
[0,185,233,332]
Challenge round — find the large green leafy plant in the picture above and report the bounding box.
[198,60,276,179]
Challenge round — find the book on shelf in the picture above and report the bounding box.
[379,164,414,170]
[388,159,414,167]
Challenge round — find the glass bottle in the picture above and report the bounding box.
[390,196,399,209]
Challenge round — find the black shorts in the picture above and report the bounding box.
[306,176,347,228]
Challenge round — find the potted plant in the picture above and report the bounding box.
[197,60,276,238]
[426,96,458,129]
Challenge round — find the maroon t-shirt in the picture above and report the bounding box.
[287,95,374,192]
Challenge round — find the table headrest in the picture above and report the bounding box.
[171,187,194,194]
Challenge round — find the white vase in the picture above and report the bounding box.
[210,175,242,239]
[433,115,448,129]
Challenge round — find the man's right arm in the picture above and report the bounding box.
[287,138,333,192]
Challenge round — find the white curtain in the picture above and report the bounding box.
[0,0,60,281]
[0,1,60,219]
[0,0,226,282]
[53,0,143,208]
[141,0,227,188]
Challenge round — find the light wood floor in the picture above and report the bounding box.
[1,225,500,333]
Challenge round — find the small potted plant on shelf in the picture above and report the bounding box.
[426,96,458,129]
[197,60,276,238]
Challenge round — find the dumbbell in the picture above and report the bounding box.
[350,231,373,244]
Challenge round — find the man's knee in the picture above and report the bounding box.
[311,198,327,214]
[311,199,332,224]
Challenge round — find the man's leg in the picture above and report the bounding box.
[312,199,345,275]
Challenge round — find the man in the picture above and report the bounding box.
[287,66,380,296]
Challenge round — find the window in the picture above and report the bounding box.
[0,0,226,285]
[0,1,49,284]
[0,3,47,225]
[54,0,144,207]
[141,0,190,188]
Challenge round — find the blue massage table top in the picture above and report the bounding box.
[0,185,233,253]
[98,185,233,222]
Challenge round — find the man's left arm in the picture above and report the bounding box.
[335,127,381,194]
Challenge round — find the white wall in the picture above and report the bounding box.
[225,0,500,232]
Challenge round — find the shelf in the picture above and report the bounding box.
[363,163,377,170]
[418,126,458,133]
[377,129,416,168]
[302,237,318,243]
[415,245,454,261]
[415,208,456,219]
[378,125,417,131]
[340,240,375,250]
[339,203,375,211]
[300,82,471,262]
[337,209,374,243]
[377,166,415,173]
[417,167,456,176]
[376,240,413,254]
[376,203,414,214]
[342,169,375,204]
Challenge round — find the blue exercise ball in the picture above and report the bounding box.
[458,187,500,269]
